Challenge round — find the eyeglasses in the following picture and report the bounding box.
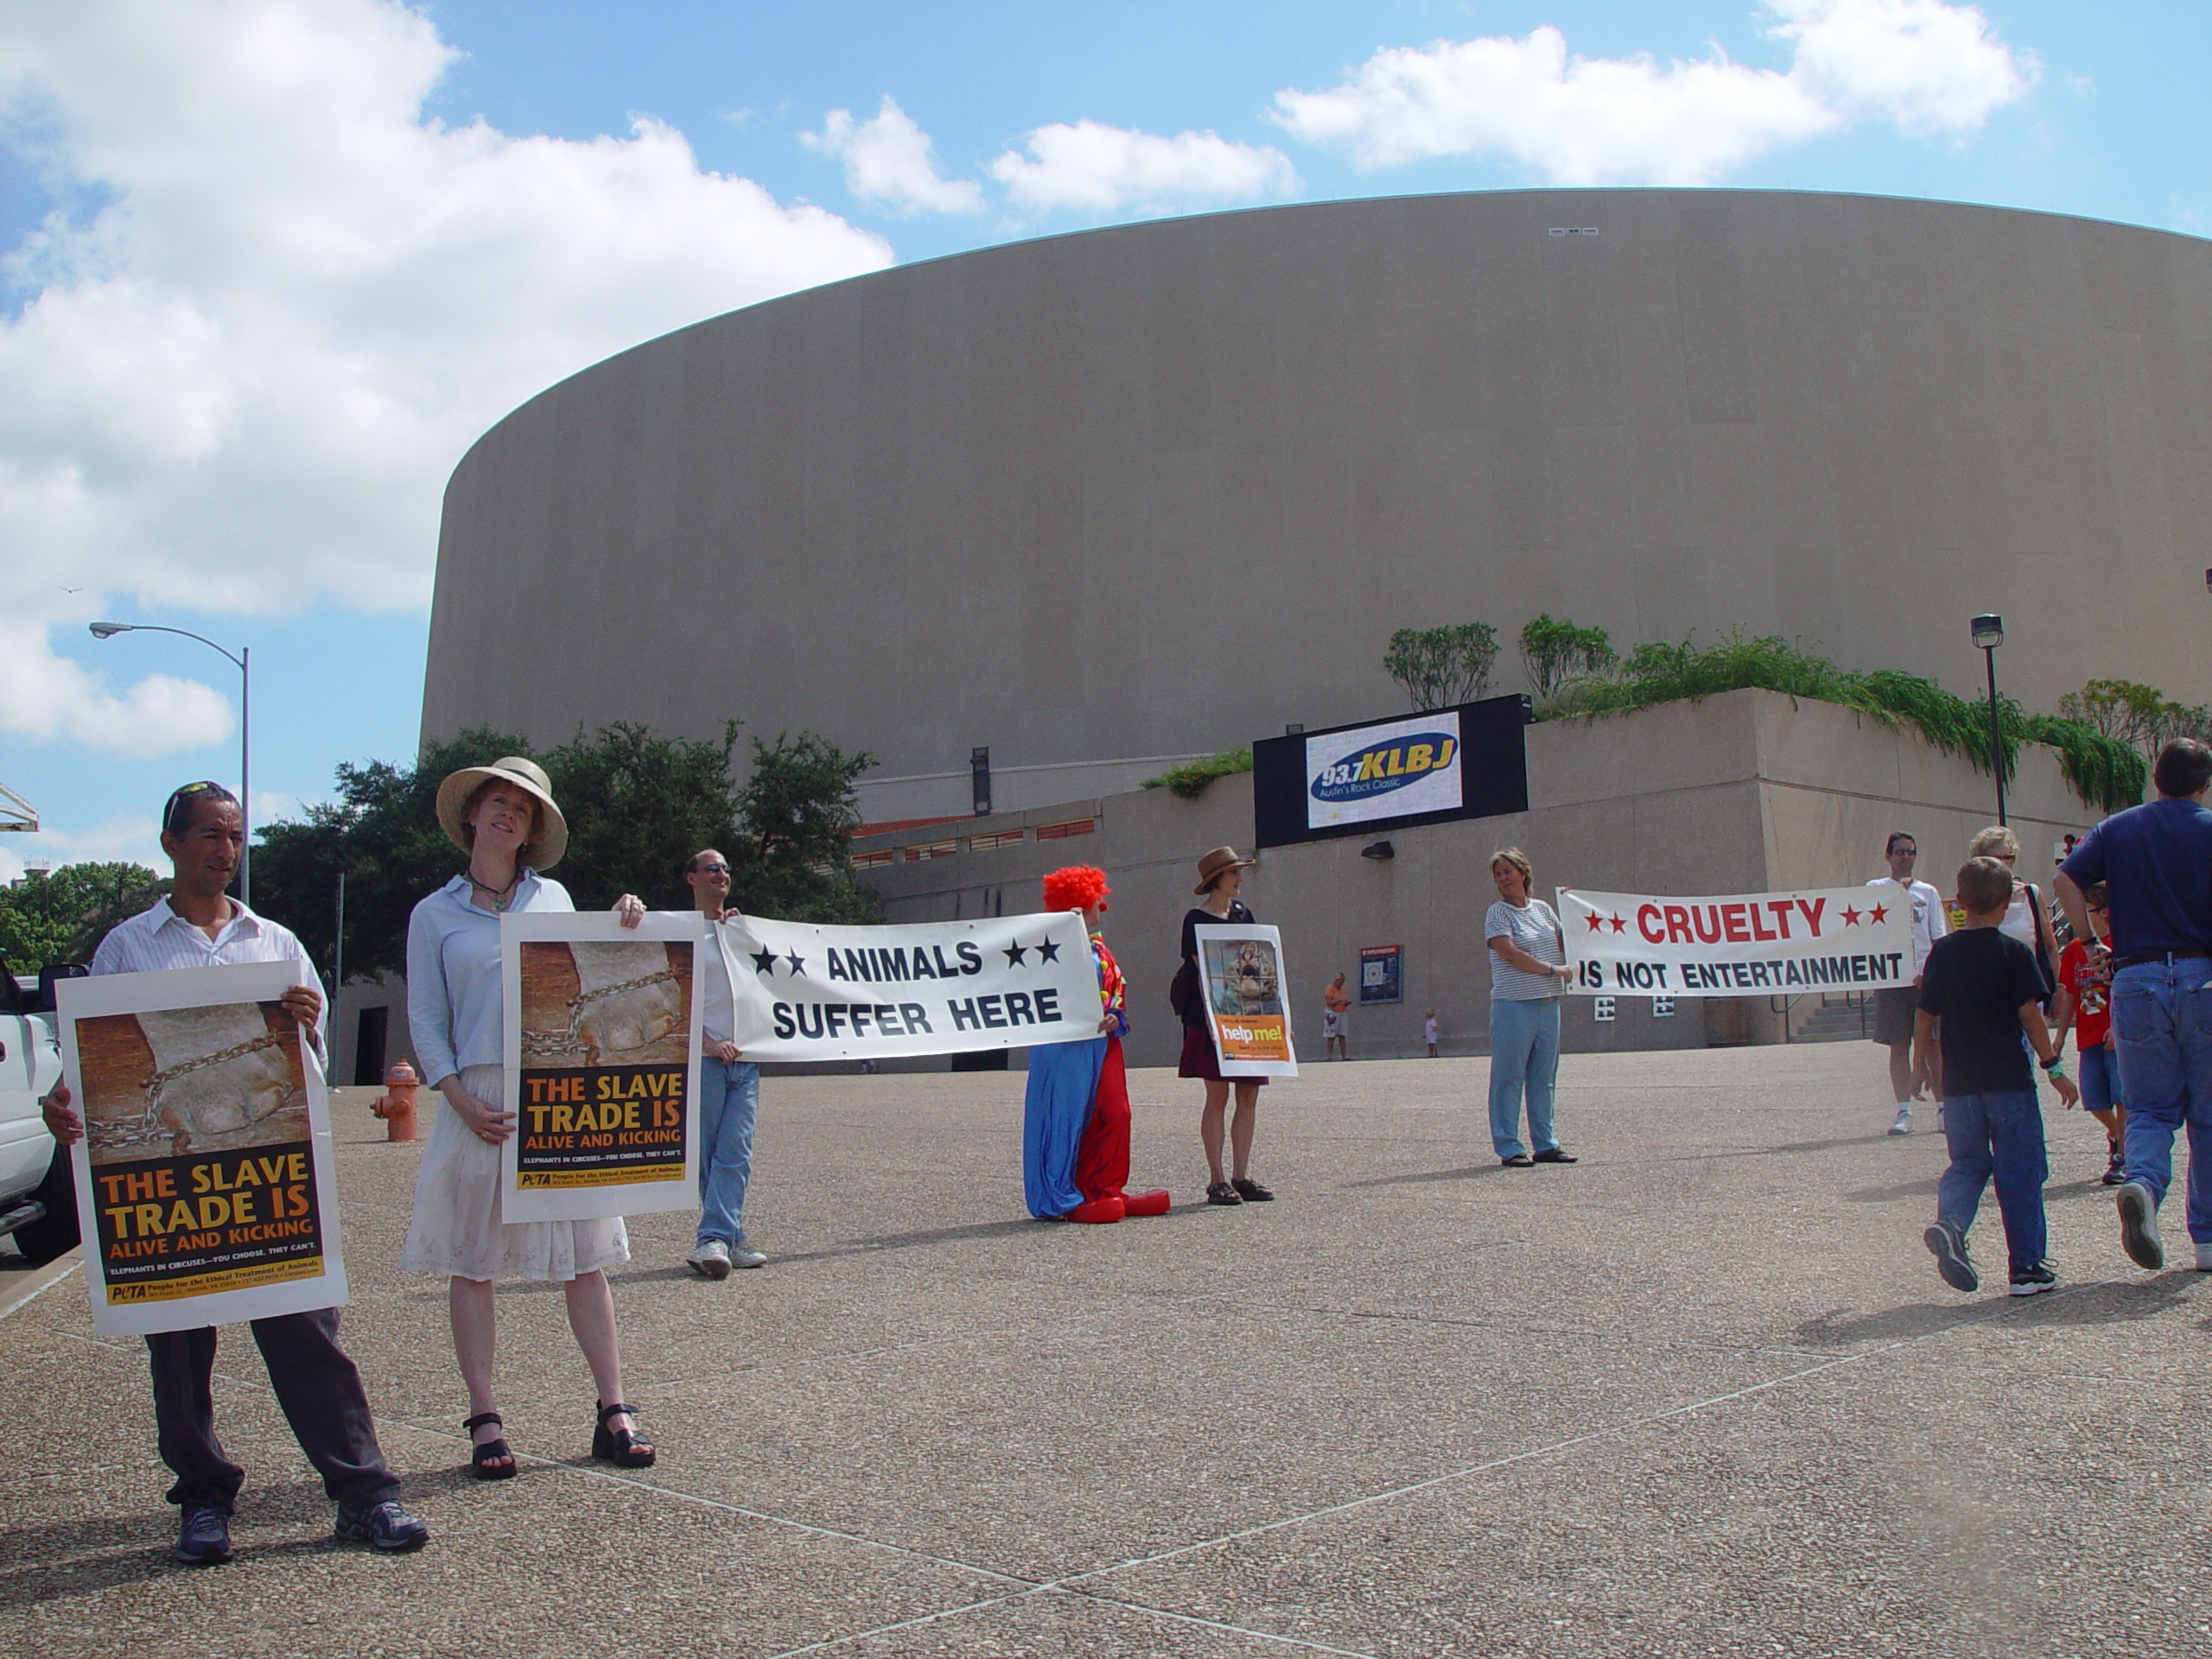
[693,862,731,875]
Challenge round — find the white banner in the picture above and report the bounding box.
[1304,709,1464,830]
[1556,887,1914,998]
[501,912,705,1223]
[719,912,1097,1062]
[57,962,347,1337]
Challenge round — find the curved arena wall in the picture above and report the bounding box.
[423,189,2212,786]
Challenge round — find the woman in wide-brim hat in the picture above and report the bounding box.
[1179,845,1276,1207]
[401,755,660,1477]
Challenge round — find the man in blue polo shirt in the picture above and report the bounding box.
[2056,739,2212,1272]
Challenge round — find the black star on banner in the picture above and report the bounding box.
[1036,937,1061,963]
[785,951,807,977]
[749,948,779,975]
[1003,940,1029,967]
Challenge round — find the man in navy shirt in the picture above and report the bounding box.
[2057,739,2212,1272]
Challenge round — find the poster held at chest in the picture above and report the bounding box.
[1193,923,1300,1077]
[56,962,347,1338]
[500,911,704,1223]
[1556,887,1915,997]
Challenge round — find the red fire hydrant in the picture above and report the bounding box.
[370,1060,420,1141]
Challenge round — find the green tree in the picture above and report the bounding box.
[1382,623,1499,711]
[251,721,879,984]
[0,861,165,973]
[2057,678,2203,762]
[1517,613,1618,702]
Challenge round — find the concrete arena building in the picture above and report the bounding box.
[423,189,2212,819]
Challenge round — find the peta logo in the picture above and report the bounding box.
[1311,734,1457,804]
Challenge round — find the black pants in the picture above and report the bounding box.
[147,1308,399,1513]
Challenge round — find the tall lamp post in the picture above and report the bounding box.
[1969,613,2005,827]
[89,623,251,905]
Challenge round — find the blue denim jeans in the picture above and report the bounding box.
[1488,996,1561,1159]
[2112,958,2212,1243]
[696,1057,760,1247]
[1937,1089,2049,1274]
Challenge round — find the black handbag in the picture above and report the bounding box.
[1169,960,1198,1017]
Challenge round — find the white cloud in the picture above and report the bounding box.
[990,120,1298,215]
[1270,0,2035,185]
[0,811,164,883]
[804,96,982,214]
[0,614,235,758]
[0,0,891,756]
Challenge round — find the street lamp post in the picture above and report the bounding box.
[1969,613,2005,828]
[89,623,251,904]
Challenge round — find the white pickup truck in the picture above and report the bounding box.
[1,967,82,1265]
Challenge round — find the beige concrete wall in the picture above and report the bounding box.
[424,189,2212,790]
[858,690,2109,1068]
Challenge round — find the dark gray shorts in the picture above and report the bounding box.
[1872,985,1918,1046]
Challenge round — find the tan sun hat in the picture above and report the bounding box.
[435,755,569,870]
[1193,844,1256,895]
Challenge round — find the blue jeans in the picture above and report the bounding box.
[1488,996,1561,1158]
[696,1057,760,1247]
[1937,1089,2049,1274]
[2112,958,2212,1243]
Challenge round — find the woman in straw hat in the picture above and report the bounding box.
[401,755,658,1476]
[1179,845,1274,1206]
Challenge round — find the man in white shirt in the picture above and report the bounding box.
[683,849,766,1277]
[1870,831,1948,1135]
[41,781,427,1564]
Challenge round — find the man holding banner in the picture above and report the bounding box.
[682,849,766,1277]
[41,781,427,1565]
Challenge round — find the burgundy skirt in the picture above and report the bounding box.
[1178,1023,1268,1085]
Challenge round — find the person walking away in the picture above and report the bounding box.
[1917,857,2078,1295]
[1484,849,1577,1167]
[1322,974,1351,1061]
[1424,1010,1440,1058]
[40,781,428,1564]
[2056,739,2212,1273]
[401,756,658,1477]
[1869,832,1948,1135]
[1179,846,1274,1205]
[2050,881,2126,1185]
[682,849,766,1276]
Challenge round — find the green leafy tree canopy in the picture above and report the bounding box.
[1518,613,1618,704]
[0,861,166,974]
[1383,623,1499,711]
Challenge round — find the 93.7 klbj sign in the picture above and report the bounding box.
[1556,887,1914,998]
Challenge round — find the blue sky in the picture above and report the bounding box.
[2,0,2208,879]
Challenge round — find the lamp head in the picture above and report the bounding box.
[88,622,131,639]
[1969,613,2005,651]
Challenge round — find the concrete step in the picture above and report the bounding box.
[1794,1001,1874,1043]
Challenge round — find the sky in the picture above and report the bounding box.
[2,0,2208,880]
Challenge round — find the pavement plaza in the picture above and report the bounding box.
[4,1042,2209,1657]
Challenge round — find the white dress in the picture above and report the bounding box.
[397,872,630,1282]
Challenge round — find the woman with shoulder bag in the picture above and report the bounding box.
[1967,825,2059,999]
[1179,846,1273,1206]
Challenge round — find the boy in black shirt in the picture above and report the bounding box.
[1915,856,2079,1295]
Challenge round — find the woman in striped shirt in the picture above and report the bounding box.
[1485,848,1579,1168]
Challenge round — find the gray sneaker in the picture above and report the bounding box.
[1888,1108,1914,1136]
[1923,1219,1978,1293]
[685,1240,732,1280]
[2195,1240,2212,1273]
[2116,1182,2164,1270]
[728,1243,768,1269]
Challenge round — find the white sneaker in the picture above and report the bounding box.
[728,1244,768,1269]
[685,1240,732,1280]
[1888,1108,1914,1136]
[2196,1241,2212,1273]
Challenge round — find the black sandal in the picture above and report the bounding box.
[463,1411,517,1480]
[1231,1178,1274,1202]
[592,1401,656,1469]
[1206,1180,1242,1206]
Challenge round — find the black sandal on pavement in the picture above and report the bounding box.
[1530,1147,1579,1164]
[1205,1180,1243,1205]
[1231,1178,1274,1202]
[592,1401,656,1469]
[1500,1153,1535,1167]
[463,1411,517,1480]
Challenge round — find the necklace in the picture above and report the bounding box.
[469,868,522,912]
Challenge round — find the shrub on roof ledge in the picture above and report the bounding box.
[1141,747,1254,800]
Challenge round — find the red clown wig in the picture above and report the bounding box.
[1042,864,1110,912]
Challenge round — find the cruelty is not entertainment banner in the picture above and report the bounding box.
[501,911,705,1223]
[56,961,347,1337]
[1556,887,1915,997]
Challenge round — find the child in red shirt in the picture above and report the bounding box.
[2050,880,2126,1185]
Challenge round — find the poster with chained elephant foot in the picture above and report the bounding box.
[500,911,705,1223]
[55,962,346,1337]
